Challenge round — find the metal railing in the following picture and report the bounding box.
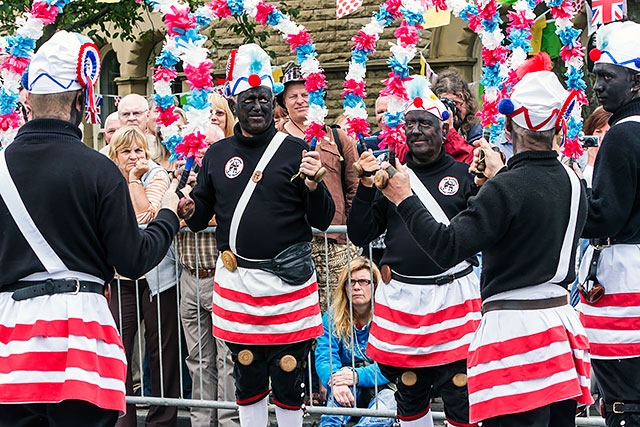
[117,225,605,426]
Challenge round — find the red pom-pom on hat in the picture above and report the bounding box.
[248,73,261,87]
[413,97,423,108]
[589,48,602,62]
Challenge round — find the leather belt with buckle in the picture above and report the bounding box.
[600,399,640,416]
[389,265,474,286]
[2,279,104,301]
[186,267,216,279]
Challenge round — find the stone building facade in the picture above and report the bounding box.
[89,0,482,149]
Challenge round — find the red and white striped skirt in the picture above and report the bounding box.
[578,244,640,359]
[467,284,592,423]
[212,257,323,345]
[367,269,481,368]
[0,292,127,413]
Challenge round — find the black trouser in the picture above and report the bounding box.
[481,399,576,427]
[379,359,472,424]
[0,400,118,427]
[593,356,640,427]
[109,279,181,427]
[227,340,312,409]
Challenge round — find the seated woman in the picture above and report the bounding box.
[315,256,397,427]
[107,126,181,427]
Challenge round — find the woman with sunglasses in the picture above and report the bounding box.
[315,256,397,427]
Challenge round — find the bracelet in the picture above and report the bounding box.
[129,179,143,185]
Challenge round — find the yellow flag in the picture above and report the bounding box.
[272,67,283,84]
[530,17,547,55]
[423,9,450,29]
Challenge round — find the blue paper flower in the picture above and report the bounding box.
[6,35,36,58]
[343,93,365,109]
[266,10,286,27]
[227,0,244,16]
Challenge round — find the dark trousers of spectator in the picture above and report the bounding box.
[593,356,640,427]
[481,399,576,427]
[109,279,181,427]
[0,400,118,427]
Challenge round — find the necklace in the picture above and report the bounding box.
[288,118,306,137]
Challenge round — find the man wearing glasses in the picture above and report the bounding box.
[117,94,162,161]
[348,76,481,427]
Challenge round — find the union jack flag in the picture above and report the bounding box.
[590,0,626,27]
[85,95,103,125]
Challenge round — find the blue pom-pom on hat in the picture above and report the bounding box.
[441,110,450,121]
[498,98,514,116]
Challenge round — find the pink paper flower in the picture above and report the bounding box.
[165,5,197,36]
[342,79,366,98]
[185,60,214,90]
[255,1,276,26]
[561,138,584,159]
[306,72,327,92]
[352,31,377,53]
[384,0,403,19]
[176,131,208,160]
[478,97,499,127]
[380,73,410,100]
[0,55,30,75]
[507,9,533,30]
[394,22,421,48]
[305,121,326,143]
[156,107,180,127]
[153,66,178,83]
[482,45,509,66]
[560,45,582,62]
[550,3,574,20]
[207,0,232,18]
[30,2,60,25]
[287,30,311,51]
[347,117,370,138]
[0,111,21,131]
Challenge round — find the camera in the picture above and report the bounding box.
[579,135,599,148]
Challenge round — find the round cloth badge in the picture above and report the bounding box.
[438,176,459,196]
[76,42,101,88]
[225,156,244,179]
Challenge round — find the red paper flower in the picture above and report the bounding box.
[208,0,232,18]
[380,126,405,151]
[507,9,533,30]
[0,111,21,131]
[287,30,312,51]
[550,4,574,20]
[347,117,370,138]
[561,138,584,159]
[342,79,366,98]
[304,121,326,143]
[482,45,509,66]
[478,2,497,21]
[255,1,276,26]
[306,72,328,92]
[153,66,178,83]
[384,0,403,19]
[185,60,214,90]
[165,5,197,36]
[478,97,499,128]
[156,107,180,127]
[352,31,377,53]
[394,22,421,48]
[432,0,447,12]
[560,45,582,62]
[30,2,60,25]
[380,73,410,100]
[176,131,208,159]
[0,55,30,75]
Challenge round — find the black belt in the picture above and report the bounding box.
[391,265,474,285]
[601,400,640,416]
[2,279,104,301]
[590,237,640,246]
[235,257,277,271]
[482,295,568,315]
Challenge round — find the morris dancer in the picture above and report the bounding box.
[0,31,184,426]
[184,44,335,427]
[578,20,640,427]
[377,58,592,427]
[348,76,481,427]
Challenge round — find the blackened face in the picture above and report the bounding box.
[593,63,640,113]
[236,86,275,136]
[404,109,443,163]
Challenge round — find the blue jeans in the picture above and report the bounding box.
[320,387,396,427]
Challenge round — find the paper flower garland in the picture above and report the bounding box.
[341,0,404,140]
[378,2,426,153]
[145,0,212,167]
[0,0,75,148]
[195,0,328,145]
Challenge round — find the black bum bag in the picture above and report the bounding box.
[236,242,315,286]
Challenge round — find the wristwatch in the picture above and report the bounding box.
[129,179,143,185]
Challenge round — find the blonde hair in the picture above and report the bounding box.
[329,256,381,345]
[108,126,150,163]
[209,92,235,137]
